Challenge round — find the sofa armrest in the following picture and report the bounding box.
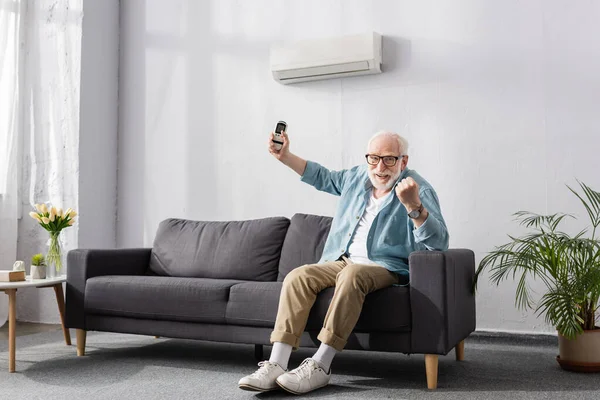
[65,248,152,329]
[409,249,476,355]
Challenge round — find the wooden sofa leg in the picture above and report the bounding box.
[455,340,465,361]
[76,329,87,356]
[425,354,438,389]
[254,344,263,361]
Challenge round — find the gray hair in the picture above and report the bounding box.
[367,131,409,155]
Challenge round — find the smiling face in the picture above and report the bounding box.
[366,135,407,191]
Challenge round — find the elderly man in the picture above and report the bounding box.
[238,130,449,395]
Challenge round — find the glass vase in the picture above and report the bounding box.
[46,231,63,278]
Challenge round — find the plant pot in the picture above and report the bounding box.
[31,265,47,279]
[557,328,600,372]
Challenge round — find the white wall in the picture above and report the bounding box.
[118,0,600,335]
[78,0,119,249]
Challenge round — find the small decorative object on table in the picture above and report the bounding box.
[29,203,77,278]
[30,253,47,279]
[12,261,25,272]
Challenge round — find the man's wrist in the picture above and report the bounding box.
[413,207,428,227]
[404,202,422,212]
[279,152,291,165]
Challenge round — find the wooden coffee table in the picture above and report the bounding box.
[0,276,71,372]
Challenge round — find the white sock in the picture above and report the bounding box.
[269,342,292,370]
[311,343,338,373]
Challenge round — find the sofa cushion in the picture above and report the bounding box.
[225,281,411,332]
[225,281,283,327]
[278,214,332,281]
[85,276,246,324]
[149,217,290,280]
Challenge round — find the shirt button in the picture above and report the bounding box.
[348,233,352,237]
[356,216,360,219]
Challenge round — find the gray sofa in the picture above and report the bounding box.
[65,214,476,389]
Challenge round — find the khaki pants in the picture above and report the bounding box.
[270,257,400,351]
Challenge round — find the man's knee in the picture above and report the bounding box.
[335,264,369,291]
[282,264,317,286]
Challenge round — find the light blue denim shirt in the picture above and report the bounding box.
[301,161,449,282]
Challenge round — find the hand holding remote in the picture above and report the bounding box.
[268,131,290,161]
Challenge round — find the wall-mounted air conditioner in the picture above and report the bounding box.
[270,32,382,84]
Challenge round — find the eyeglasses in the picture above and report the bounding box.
[365,154,405,167]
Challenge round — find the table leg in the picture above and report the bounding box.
[53,283,71,345]
[6,289,17,373]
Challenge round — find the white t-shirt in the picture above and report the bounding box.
[347,190,392,265]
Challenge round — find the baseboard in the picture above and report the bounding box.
[470,329,558,347]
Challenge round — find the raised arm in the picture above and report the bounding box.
[268,131,348,196]
[268,131,307,176]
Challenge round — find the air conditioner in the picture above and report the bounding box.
[270,32,382,84]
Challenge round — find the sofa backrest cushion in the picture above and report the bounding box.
[149,217,290,281]
[277,213,332,281]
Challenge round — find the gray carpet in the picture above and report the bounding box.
[0,329,598,399]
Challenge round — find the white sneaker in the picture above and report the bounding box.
[238,361,286,392]
[276,358,331,394]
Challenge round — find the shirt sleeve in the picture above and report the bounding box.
[412,189,449,251]
[300,160,348,196]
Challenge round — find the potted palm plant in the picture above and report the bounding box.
[474,181,600,372]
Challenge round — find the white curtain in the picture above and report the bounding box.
[0,0,24,271]
[1,0,81,269]
[0,0,25,325]
[22,0,82,259]
[0,0,82,324]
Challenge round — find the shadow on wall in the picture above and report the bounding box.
[125,0,218,245]
[119,0,146,246]
[184,0,216,225]
[382,35,412,75]
[137,0,286,238]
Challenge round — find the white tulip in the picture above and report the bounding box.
[35,203,44,213]
[57,208,64,218]
[49,207,57,221]
[40,204,48,214]
[68,210,78,218]
[68,218,75,226]
[29,212,41,221]
[42,217,50,224]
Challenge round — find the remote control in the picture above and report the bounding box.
[272,120,287,150]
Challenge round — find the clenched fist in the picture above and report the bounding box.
[395,177,421,210]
